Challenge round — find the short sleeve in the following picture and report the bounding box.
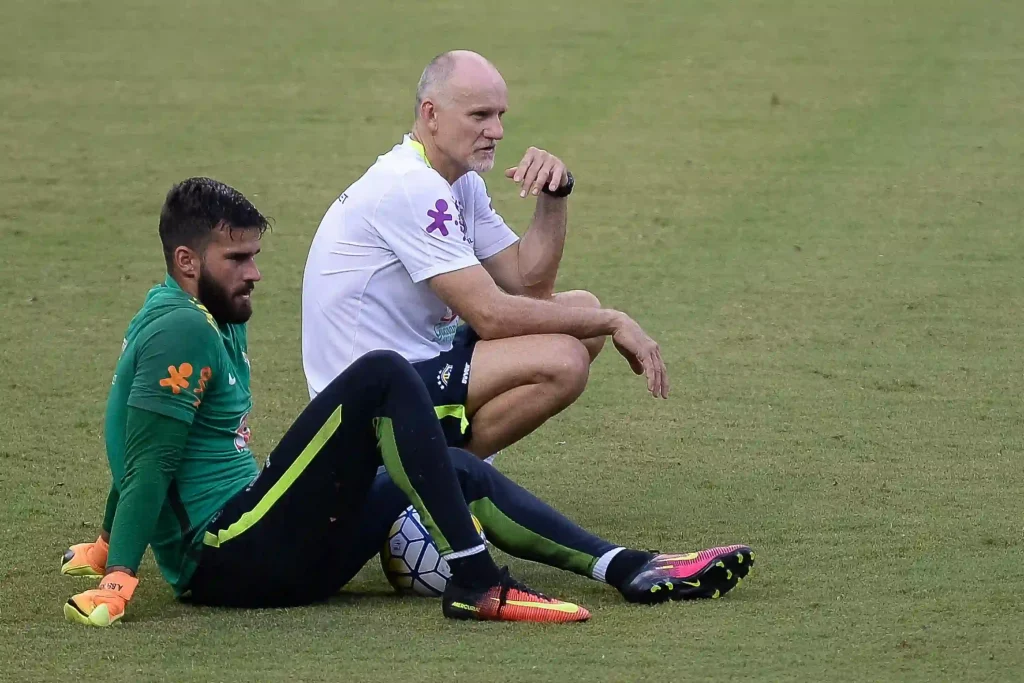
[127,309,223,424]
[375,169,480,283]
[466,173,519,261]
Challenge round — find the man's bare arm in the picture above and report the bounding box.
[429,265,669,398]
[483,195,567,299]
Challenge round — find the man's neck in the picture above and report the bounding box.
[410,126,466,185]
[170,272,199,299]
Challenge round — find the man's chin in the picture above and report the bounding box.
[234,302,253,323]
[221,299,253,324]
[468,157,495,174]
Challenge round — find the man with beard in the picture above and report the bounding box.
[61,177,754,627]
[302,50,669,462]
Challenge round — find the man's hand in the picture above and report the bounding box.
[64,571,138,627]
[60,536,108,577]
[611,315,670,399]
[505,147,568,198]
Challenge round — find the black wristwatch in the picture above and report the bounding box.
[541,170,574,198]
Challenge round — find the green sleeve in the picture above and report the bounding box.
[101,485,119,534]
[127,308,223,424]
[106,406,190,572]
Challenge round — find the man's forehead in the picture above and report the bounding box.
[210,223,262,248]
[450,76,508,108]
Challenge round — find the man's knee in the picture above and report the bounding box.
[551,290,605,361]
[572,290,601,309]
[448,447,483,482]
[540,336,591,401]
[350,350,414,380]
[448,447,493,496]
[551,289,601,309]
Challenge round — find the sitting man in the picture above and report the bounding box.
[302,50,669,461]
[61,177,753,626]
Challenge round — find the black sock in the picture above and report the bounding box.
[606,549,656,590]
[448,551,502,589]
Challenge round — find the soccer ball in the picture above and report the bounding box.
[379,505,485,597]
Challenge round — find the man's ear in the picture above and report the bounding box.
[172,245,200,280]
[422,100,440,134]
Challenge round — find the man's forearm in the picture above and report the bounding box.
[475,292,621,341]
[106,407,188,573]
[517,195,567,299]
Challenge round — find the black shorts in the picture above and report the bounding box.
[411,325,479,448]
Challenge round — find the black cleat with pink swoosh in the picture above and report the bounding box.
[619,545,754,604]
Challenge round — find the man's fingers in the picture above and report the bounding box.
[504,167,517,179]
[653,348,669,398]
[642,354,656,395]
[549,165,566,192]
[518,157,544,198]
[659,351,670,398]
[640,345,669,399]
[530,161,558,197]
[512,147,539,184]
[647,356,663,397]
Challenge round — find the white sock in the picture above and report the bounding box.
[442,543,488,561]
[591,547,625,583]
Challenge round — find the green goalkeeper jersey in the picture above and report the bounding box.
[104,275,257,593]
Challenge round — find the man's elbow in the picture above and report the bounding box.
[460,300,506,340]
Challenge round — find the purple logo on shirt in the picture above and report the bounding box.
[426,199,452,236]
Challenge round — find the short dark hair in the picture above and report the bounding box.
[158,177,270,269]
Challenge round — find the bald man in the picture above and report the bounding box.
[302,50,669,460]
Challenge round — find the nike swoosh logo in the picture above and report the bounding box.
[661,553,700,562]
[681,580,700,588]
[228,374,236,385]
[504,600,582,614]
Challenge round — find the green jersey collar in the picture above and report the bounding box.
[404,134,432,168]
[163,273,183,292]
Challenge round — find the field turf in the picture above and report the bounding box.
[2,1,1023,680]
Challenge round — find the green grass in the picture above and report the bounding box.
[3,0,1024,680]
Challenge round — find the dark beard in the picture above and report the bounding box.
[197,266,252,324]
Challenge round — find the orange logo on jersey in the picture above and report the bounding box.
[192,367,212,407]
[160,364,193,394]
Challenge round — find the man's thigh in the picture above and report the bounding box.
[327,471,413,589]
[464,333,591,415]
[189,364,387,606]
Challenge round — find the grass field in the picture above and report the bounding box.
[3,0,1024,680]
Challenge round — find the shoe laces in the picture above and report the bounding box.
[496,566,549,608]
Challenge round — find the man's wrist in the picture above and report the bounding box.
[604,310,626,336]
[105,565,136,578]
[541,170,574,198]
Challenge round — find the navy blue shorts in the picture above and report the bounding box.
[411,326,479,448]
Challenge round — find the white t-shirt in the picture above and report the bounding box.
[302,135,520,397]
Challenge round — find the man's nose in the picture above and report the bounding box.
[486,118,503,140]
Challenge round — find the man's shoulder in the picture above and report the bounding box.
[135,297,222,347]
[366,144,447,195]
